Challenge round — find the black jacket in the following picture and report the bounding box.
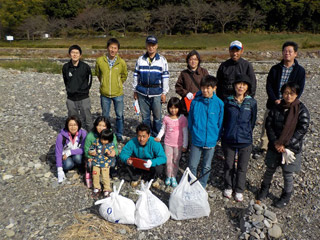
[62,60,92,101]
[216,58,256,101]
[266,102,310,154]
[266,59,305,109]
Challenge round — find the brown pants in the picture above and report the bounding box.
[92,166,111,192]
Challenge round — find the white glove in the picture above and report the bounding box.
[281,149,296,165]
[186,92,194,100]
[143,160,152,169]
[57,167,66,183]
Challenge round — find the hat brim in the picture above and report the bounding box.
[229,45,242,50]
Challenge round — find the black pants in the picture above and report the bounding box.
[223,144,252,193]
[125,164,164,182]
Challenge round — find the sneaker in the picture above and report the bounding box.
[223,189,233,199]
[171,177,178,187]
[92,188,101,199]
[165,177,171,186]
[235,192,244,202]
[152,178,161,189]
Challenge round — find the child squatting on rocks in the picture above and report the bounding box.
[221,74,257,202]
[55,115,87,183]
[89,129,116,198]
[155,97,188,187]
[257,82,310,208]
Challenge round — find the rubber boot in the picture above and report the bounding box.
[257,183,270,201]
[274,191,293,208]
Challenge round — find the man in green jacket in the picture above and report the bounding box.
[95,38,128,142]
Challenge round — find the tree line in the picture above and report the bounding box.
[0,0,319,40]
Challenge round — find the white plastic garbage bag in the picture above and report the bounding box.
[135,180,170,230]
[169,167,210,220]
[95,180,135,224]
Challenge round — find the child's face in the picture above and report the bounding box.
[100,139,109,145]
[96,121,107,134]
[201,85,216,98]
[229,47,243,62]
[235,82,248,96]
[68,120,79,135]
[169,106,179,116]
[283,87,298,104]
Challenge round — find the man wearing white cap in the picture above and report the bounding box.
[216,40,257,101]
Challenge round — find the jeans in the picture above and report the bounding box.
[137,93,162,136]
[188,144,215,188]
[223,144,252,193]
[100,95,124,138]
[63,154,83,171]
[66,98,93,131]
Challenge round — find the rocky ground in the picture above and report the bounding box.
[0,56,320,240]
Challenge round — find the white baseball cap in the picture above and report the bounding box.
[229,40,243,50]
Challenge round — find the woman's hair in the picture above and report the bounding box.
[280,82,301,96]
[167,97,181,116]
[186,50,201,67]
[99,129,114,142]
[92,116,111,135]
[64,115,81,132]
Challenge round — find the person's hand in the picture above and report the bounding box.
[186,92,194,100]
[63,154,67,160]
[275,99,281,105]
[282,149,296,164]
[143,159,152,168]
[89,149,96,156]
[88,158,92,162]
[161,94,166,103]
[275,143,285,153]
[57,167,66,183]
[154,137,161,142]
[108,149,116,157]
[127,159,133,165]
[182,147,187,152]
[134,92,138,100]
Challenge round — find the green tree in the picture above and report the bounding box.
[43,0,85,19]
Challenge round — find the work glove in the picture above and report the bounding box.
[57,167,66,183]
[143,159,152,169]
[281,149,296,165]
[186,92,194,100]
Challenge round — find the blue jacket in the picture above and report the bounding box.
[188,91,224,148]
[222,96,257,146]
[133,53,169,96]
[119,136,166,167]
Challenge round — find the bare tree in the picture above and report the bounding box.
[47,18,70,37]
[114,10,131,36]
[212,1,241,34]
[16,16,48,40]
[73,7,97,35]
[184,0,210,34]
[156,4,181,35]
[132,10,154,35]
[93,7,115,35]
[244,8,266,33]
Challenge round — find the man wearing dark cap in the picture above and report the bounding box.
[216,40,257,101]
[62,45,93,131]
[133,36,169,136]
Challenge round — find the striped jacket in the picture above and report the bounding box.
[133,52,169,96]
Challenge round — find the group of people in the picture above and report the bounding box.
[55,36,310,208]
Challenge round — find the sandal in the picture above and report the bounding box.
[103,191,111,197]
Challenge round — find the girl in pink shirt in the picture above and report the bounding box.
[155,97,188,187]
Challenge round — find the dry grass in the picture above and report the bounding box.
[59,213,132,240]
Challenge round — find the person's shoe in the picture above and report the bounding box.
[152,178,161,189]
[273,191,292,208]
[235,192,244,202]
[92,188,101,199]
[257,183,270,201]
[171,177,178,188]
[103,191,111,198]
[165,177,171,186]
[131,178,141,188]
[223,189,233,199]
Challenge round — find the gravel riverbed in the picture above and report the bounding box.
[0,57,319,240]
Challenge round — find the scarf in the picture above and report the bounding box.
[275,98,300,146]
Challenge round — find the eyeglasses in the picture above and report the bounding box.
[282,91,297,96]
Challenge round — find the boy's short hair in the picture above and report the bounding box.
[281,82,301,96]
[65,115,82,131]
[69,45,82,55]
[200,75,218,88]
[107,38,120,49]
[136,123,151,135]
[100,129,114,142]
[282,41,298,52]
